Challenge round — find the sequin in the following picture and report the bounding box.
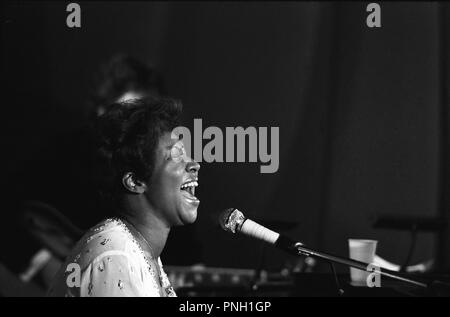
[98,263,104,272]
[104,218,115,225]
[100,238,111,246]
[118,280,124,290]
[166,286,176,297]
[94,226,105,232]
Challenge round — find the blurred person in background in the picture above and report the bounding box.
[89,54,167,117]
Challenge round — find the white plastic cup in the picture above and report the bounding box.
[348,239,378,286]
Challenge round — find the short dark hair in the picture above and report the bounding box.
[93,97,182,207]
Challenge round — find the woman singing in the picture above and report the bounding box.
[48,97,200,297]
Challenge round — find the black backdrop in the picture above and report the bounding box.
[1,1,449,273]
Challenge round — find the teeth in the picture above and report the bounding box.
[180,181,198,189]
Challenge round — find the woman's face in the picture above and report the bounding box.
[145,132,200,226]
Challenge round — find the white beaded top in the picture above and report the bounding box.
[48,218,176,297]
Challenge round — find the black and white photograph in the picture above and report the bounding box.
[1,1,450,301]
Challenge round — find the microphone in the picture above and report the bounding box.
[219,208,303,255]
[219,208,431,290]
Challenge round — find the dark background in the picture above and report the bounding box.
[1,1,449,274]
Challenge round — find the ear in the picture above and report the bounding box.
[122,172,147,194]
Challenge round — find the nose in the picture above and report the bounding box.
[186,159,200,174]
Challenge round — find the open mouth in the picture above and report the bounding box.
[180,180,199,201]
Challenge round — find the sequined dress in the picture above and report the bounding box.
[48,218,176,297]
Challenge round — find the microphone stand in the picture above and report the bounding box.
[297,243,427,287]
[275,236,445,292]
[220,208,449,295]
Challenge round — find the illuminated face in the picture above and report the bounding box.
[96,91,149,117]
[145,132,200,226]
[116,91,145,103]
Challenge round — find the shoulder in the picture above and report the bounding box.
[69,218,140,269]
[48,218,150,297]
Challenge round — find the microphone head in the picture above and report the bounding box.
[219,208,246,234]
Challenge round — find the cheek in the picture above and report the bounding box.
[151,165,183,201]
